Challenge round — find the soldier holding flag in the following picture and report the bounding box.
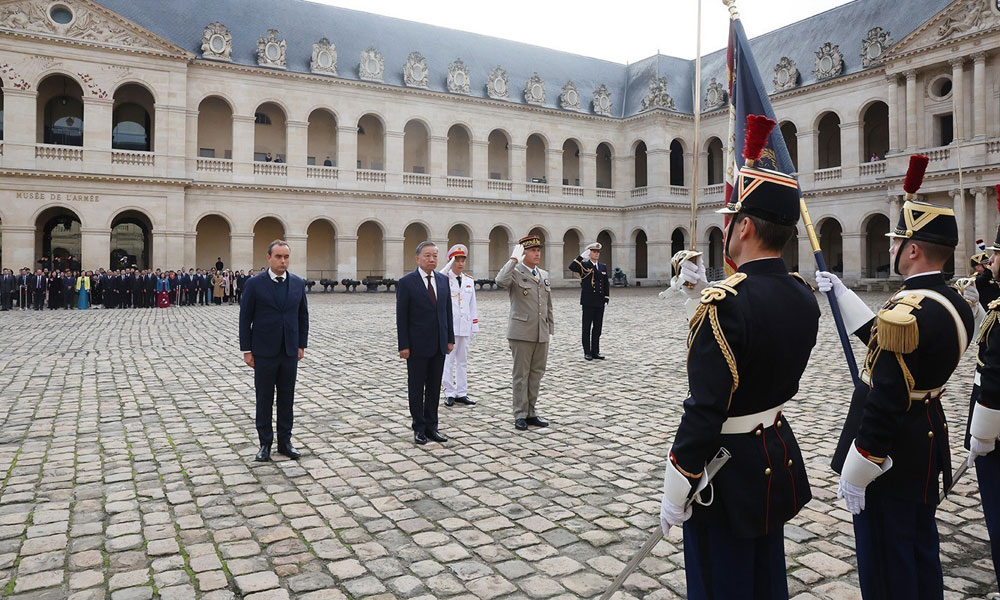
[660,115,820,598]
[818,155,974,599]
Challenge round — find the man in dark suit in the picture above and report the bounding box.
[184,269,197,305]
[568,242,611,360]
[239,240,309,462]
[0,269,14,311]
[198,269,210,305]
[17,268,30,310]
[30,269,46,310]
[396,241,455,445]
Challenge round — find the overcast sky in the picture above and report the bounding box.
[309,0,857,64]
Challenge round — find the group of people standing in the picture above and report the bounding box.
[0,263,254,310]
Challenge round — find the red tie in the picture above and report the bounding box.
[426,274,437,306]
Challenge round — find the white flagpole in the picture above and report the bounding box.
[690,0,703,251]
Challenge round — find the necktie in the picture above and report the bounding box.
[276,277,283,283]
[426,274,436,305]
[531,269,538,278]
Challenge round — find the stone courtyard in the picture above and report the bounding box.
[0,286,995,600]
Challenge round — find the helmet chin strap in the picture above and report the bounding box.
[724,214,738,263]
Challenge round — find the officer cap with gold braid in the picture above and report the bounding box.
[518,234,542,249]
[717,115,800,227]
[886,155,957,248]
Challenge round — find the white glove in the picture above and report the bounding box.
[837,477,867,515]
[969,436,997,467]
[659,495,692,535]
[580,250,590,261]
[815,270,847,298]
[964,283,981,306]
[440,258,455,275]
[510,244,525,264]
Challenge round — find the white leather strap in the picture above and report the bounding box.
[720,404,784,435]
[976,370,982,387]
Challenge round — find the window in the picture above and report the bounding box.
[44,96,84,146]
[254,112,271,125]
[49,4,73,24]
[112,103,150,151]
[935,113,954,146]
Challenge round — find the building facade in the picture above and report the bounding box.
[0,0,998,285]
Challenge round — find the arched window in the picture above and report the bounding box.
[112,103,151,151]
[706,138,723,185]
[780,122,798,172]
[0,87,5,141]
[817,112,841,169]
[670,140,684,186]
[38,75,85,146]
[634,141,647,188]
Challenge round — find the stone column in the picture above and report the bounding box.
[646,240,671,281]
[579,151,596,195]
[430,134,448,188]
[952,188,968,269]
[623,242,637,283]
[547,148,562,191]
[615,155,632,193]
[230,232,254,271]
[974,187,990,247]
[647,147,670,191]
[1,224,35,271]
[547,237,564,282]
[796,130,816,187]
[905,70,917,151]
[2,89,36,168]
[840,120,861,180]
[282,233,308,278]
[470,238,489,280]
[384,236,405,279]
[285,120,308,181]
[973,52,987,139]
[232,115,255,181]
[951,58,966,141]
[842,232,863,286]
[510,143,527,193]
[337,125,357,175]
[82,97,113,172]
[384,131,404,186]
[184,108,199,177]
[80,227,111,271]
[335,235,357,280]
[183,232,197,268]
[471,140,489,192]
[151,230,168,270]
[887,74,900,154]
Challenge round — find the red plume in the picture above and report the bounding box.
[995,184,1000,214]
[743,115,776,162]
[902,155,929,195]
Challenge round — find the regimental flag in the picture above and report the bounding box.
[723,16,800,274]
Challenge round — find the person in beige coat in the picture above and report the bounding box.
[495,234,554,431]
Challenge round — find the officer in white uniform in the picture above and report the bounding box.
[440,244,479,406]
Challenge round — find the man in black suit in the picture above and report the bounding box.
[239,240,309,462]
[17,268,30,310]
[30,269,46,310]
[396,241,455,445]
[183,269,196,305]
[0,269,14,311]
[198,269,210,305]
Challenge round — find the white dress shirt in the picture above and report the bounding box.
[417,267,437,297]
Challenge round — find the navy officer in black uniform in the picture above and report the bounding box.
[660,115,820,599]
[568,242,610,360]
[818,155,974,600]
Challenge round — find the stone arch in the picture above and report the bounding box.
[632,228,647,278]
[562,228,583,278]
[306,217,337,280]
[861,212,891,278]
[195,214,230,269]
[197,95,233,160]
[307,108,338,167]
[779,121,799,172]
[817,217,844,275]
[112,83,155,152]
[253,101,287,162]
[817,111,842,169]
[706,226,725,275]
[357,113,386,170]
[447,223,472,254]
[403,118,430,173]
[562,138,582,187]
[33,70,87,95]
[37,74,85,146]
[447,123,473,177]
[356,220,385,279]
[633,139,648,188]
[670,227,687,275]
[861,100,889,162]
[526,133,547,182]
[670,139,685,186]
[111,79,160,104]
[35,205,83,268]
[596,141,614,189]
[706,136,724,185]
[597,229,615,272]
[488,129,511,180]
[252,216,286,270]
[488,225,512,276]
[110,209,153,269]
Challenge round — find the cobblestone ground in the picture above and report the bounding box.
[0,286,995,600]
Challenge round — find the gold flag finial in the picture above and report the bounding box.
[722,0,739,19]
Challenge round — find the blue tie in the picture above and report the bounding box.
[275,276,287,306]
[531,269,537,277]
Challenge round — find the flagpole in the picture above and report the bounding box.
[689,0,703,251]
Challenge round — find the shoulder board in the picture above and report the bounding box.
[989,298,1000,311]
[790,272,815,291]
[876,292,923,353]
[700,272,748,305]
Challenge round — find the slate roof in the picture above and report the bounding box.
[93,0,953,117]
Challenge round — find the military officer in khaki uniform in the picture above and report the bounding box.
[496,234,554,431]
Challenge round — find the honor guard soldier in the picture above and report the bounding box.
[440,244,479,407]
[818,155,974,600]
[974,189,1000,310]
[496,234,553,431]
[660,115,820,599]
[568,242,610,360]
[965,216,1000,598]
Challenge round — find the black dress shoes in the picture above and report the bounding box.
[455,396,476,406]
[426,430,448,443]
[526,416,549,428]
[514,418,528,431]
[254,446,271,462]
[584,354,593,361]
[445,397,455,407]
[276,443,301,460]
[593,354,606,360]
[414,431,427,445]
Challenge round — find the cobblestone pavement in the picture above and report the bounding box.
[0,286,995,600]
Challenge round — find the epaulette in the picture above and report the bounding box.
[700,272,748,305]
[876,293,923,353]
[790,272,815,291]
[990,298,1000,311]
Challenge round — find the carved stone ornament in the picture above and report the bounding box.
[704,77,727,109]
[201,22,232,61]
[937,0,994,39]
[860,27,892,68]
[403,51,429,88]
[257,29,286,69]
[447,59,470,94]
[593,84,613,116]
[813,42,844,80]
[0,0,155,49]
[359,47,384,82]
[560,80,581,111]
[640,77,674,111]
[311,37,337,75]
[524,73,545,105]
[486,66,509,100]
[773,57,799,91]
